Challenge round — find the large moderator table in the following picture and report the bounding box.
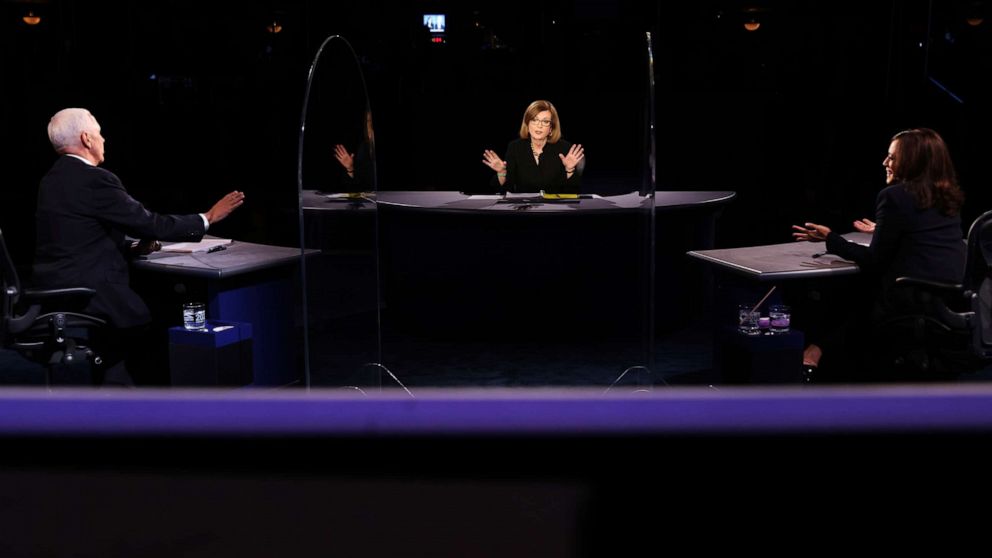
[302,189,736,213]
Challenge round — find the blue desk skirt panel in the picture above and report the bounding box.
[169,320,253,386]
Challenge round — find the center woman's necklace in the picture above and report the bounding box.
[531,140,544,164]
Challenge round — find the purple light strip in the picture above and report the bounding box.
[1,385,991,437]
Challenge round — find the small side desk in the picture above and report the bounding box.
[686,232,871,281]
[132,240,316,386]
[687,232,872,383]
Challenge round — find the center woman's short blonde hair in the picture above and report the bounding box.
[519,100,562,143]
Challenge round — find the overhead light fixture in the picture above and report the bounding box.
[966,1,986,26]
[742,6,765,32]
[266,21,283,34]
[22,11,41,26]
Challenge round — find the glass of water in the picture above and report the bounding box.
[769,304,791,334]
[737,304,761,336]
[183,302,206,330]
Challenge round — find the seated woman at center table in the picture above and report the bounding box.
[481,99,585,195]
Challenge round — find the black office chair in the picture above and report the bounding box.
[1,228,106,385]
[872,209,992,380]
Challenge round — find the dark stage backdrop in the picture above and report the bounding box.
[2,0,990,263]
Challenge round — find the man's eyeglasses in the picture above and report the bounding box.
[531,119,552,128]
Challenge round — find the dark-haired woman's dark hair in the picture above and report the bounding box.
[891,128,964,216]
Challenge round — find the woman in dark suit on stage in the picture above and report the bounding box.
[793,128,967,380]
[481,100,585,194]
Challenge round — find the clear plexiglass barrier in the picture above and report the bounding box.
[298,35,382,390]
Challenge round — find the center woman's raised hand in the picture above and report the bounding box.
[482,149,507,172]
[559,143,584,172]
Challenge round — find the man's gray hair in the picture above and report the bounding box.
[47,108,96,152]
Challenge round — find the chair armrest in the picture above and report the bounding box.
[893,277,964,296]
[33,311,107,330]
[22,287,96,301]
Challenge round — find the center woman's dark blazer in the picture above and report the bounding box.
[33,155,206,328]
[826,182,966,290]
[500,138,582,194]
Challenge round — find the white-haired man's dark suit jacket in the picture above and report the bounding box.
[33,155,205,328]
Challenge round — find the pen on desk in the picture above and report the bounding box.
[811,251,827,259]
[207,245,227,253]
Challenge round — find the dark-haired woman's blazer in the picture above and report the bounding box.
[826,182,966,290]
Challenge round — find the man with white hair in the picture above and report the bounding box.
[33,108,245,384]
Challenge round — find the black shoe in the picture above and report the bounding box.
[802,364,817,384]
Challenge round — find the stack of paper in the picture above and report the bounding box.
[161,238,233,253]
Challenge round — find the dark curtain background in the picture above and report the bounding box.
[2,0,990,263]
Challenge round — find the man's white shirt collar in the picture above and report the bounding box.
[65,154,94,166]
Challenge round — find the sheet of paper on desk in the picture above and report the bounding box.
[161,238,233,253]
